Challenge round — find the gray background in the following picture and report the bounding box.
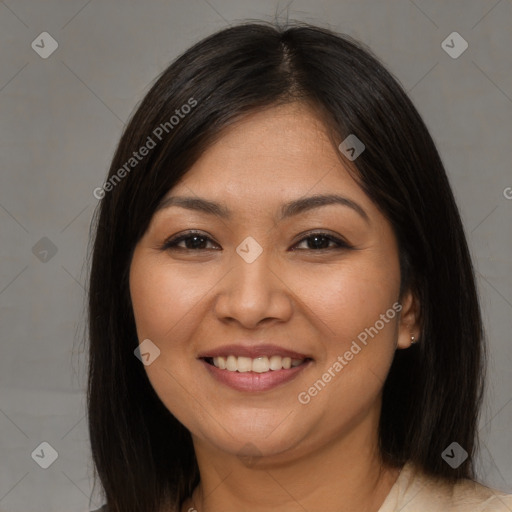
[1,1,511,511]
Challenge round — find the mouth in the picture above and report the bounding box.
[198,345,314,392]
[202,355,312,373]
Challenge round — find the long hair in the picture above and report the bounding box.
[87,21,485,512]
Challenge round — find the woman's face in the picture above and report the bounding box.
[129,102,417,462]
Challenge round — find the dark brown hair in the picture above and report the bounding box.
[87,21,486,512]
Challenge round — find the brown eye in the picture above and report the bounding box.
[162,231,220,251]
[293,232,352,251]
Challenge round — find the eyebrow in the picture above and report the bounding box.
[156,193,370,224]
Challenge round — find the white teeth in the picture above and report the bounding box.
[211,355,305,372]
[226,355,237,371]
[252,356,269,373]
[237,356,252,373]
[269,355,282,370]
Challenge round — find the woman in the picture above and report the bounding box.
[87,22,512,512]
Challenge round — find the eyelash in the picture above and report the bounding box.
[161,230,353,252]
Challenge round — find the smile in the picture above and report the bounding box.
[201,356,313,392]
[207,355,306,373]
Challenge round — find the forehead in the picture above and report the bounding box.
[169,103,365,204]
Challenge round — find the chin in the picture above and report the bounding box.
[193,417,309,462]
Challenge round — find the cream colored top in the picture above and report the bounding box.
[379,462,512,511]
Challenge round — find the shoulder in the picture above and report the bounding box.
[380,462,512,512]
[445,478,512,511]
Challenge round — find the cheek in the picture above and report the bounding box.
[289,256,400,410]
[129,252,214,426]
[129,253,213,342]
[289,257,400,347]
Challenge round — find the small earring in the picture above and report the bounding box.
[410,335,416,344]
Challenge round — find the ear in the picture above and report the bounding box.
[396,288,421,350]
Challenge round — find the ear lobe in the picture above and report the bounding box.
[396,289,421,349]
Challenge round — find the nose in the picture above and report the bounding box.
[213,245,293,329]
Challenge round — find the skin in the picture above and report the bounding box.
[129,102,420,512]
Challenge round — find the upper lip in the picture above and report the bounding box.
[198,344,311,360]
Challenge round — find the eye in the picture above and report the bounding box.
[292,232,352,251]
[161,231,220,251]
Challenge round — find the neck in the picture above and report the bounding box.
[183,408,401,512]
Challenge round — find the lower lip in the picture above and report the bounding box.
[201,359,312,392]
